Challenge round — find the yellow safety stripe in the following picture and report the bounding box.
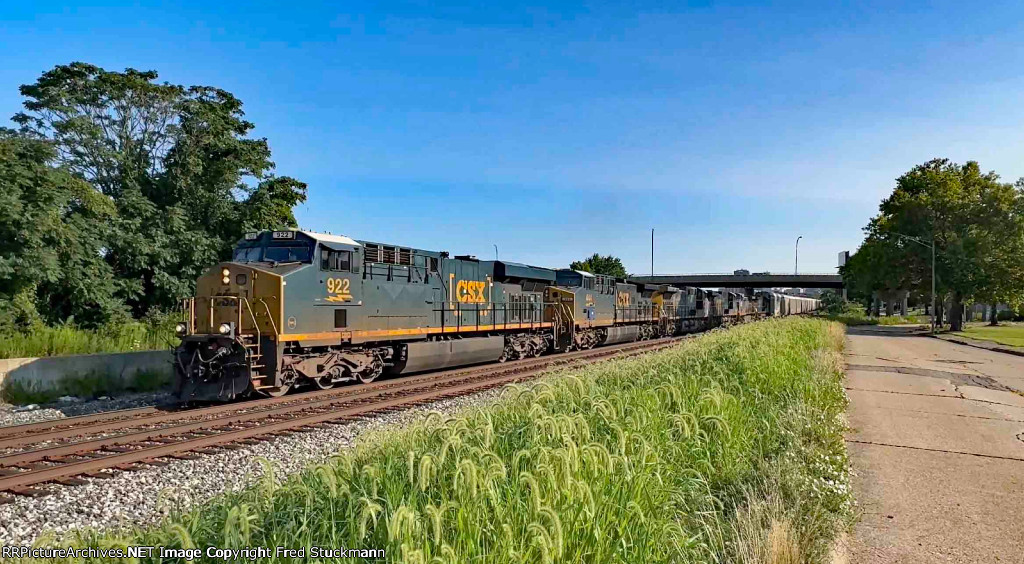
[279,321,554,342]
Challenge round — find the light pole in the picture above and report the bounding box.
[795,236,803,275]
[493,244,498,261]
[651,228,655,276]
[892,232,937,334]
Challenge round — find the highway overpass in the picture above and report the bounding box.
[629,273,844,289]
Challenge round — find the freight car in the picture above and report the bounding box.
[173,230,817,402]
[757,291,819,317]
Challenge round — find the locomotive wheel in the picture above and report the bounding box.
[312,375,335,390]
[259,384,291,398]
[357,371,378,384]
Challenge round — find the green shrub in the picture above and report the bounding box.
[48,318,852,563]
[997,310,1017,322]
[819,290,848,315]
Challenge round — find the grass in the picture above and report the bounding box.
[22,318,852,563]
[0,369,172,405]
[0,321,175,359]
[953,323,1024,348]
[821,305,928,327]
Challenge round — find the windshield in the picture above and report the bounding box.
[263,244,312,263]
[233,246,261,262]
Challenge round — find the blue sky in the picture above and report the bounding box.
[4,1,1024,274]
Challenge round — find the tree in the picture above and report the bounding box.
[0,129,122,328]
[569,254,628,278]
[841,235,908,314]
[12,63,307,318]
[818,290,848,315]
[861,159,1024,331]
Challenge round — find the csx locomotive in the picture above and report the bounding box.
[173,230,818,401]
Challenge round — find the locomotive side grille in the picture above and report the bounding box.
[364,243,414,266]
[364,244,383,263]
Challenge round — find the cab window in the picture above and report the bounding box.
[264,245,312,263]
[233,246,261,262]
[320,249,352,271]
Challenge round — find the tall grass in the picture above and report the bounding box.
[40,318,852,563]
[821,306,927,327]
[0,321,175,359]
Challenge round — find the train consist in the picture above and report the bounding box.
[174,230,819,401]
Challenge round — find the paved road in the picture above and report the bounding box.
[845,325,1024,563]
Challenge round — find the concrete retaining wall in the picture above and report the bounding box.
[0,350,173,394]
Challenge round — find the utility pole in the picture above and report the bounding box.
[493,244,498,261]
[651,228,655,276]
[795,236,803,275]
[931,235,936,334]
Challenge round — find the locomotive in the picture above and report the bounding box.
[173,229,817,401]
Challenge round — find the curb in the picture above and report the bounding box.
[930,334,1024,358]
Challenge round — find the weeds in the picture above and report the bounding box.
[821,305,927,327]
[29,318,852,563]
[0,320,175,360]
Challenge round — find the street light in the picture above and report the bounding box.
[795,236,803,275]
[892,232,937,334]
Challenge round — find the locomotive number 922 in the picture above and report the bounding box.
[173,230,818,402]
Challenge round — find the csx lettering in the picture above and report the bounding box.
[455,280,486,303]
[616,292,631,307]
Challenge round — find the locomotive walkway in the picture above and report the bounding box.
[842,325,1024,563]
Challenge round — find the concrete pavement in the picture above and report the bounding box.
[844,325,1024,563]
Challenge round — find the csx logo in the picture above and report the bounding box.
[456,280,487,303]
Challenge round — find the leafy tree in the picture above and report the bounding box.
[12,62,307,318]
[818,290,848,315]
[569,254,628,278]
[860,159,1024,330]
[0,129,122,328]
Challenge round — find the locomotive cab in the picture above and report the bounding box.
[174,230,316,401]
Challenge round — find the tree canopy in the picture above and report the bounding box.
[1,62,307,327]
[843,158,1024,329]
[569,254,628,279]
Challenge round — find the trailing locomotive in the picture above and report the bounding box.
[173,230,817,402]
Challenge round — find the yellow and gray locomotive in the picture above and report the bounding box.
[174,229,804,402]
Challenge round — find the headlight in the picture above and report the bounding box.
[221,268,231,285]
[175,322,187,336]
[218,323,232,335]
[221,268,230,276]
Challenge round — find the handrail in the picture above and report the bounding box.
[256,298,280,336]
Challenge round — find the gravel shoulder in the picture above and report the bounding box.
[0,387,504,546]
[0,391,174,429]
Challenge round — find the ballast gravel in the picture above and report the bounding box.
[0,387,505,546]
[0,391,173,429]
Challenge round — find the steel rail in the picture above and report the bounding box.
[0,336,686,496]
[0,335,682,450]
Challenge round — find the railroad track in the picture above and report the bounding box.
[0,335,688,501]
